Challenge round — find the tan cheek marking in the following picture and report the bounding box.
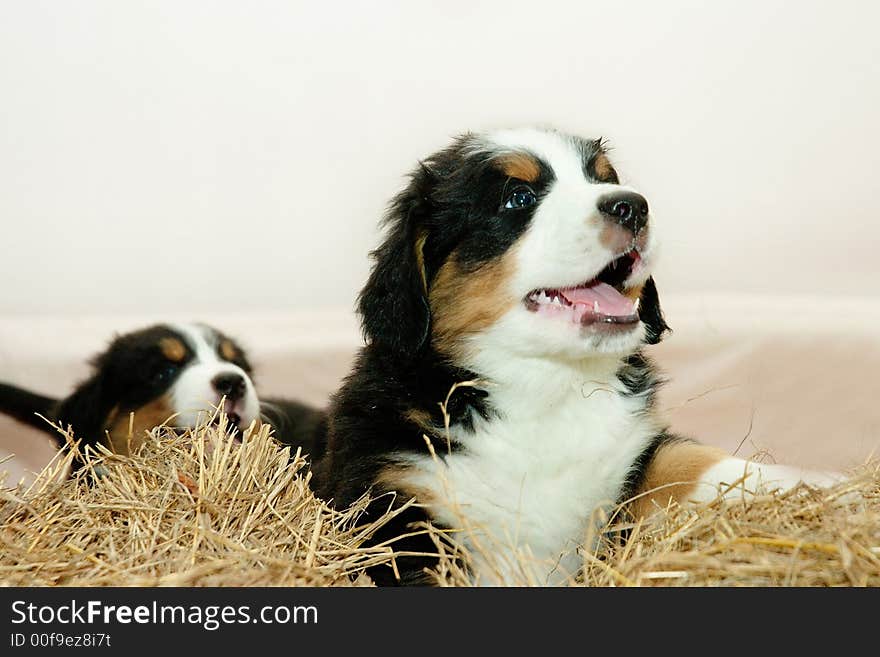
[429,250,518,359]
[159,337,187,363]
[592,153,616,182]
[628,442,728,519]
[106,395,175,455]
[496,152,540,183]
[220,340,238,361]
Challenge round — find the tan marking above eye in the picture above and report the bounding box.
[220,340,238,361]
[592,153,617,182]
[495,152,541,183]
[159,337,187,363]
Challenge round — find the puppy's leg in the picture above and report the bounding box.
[629,439,842,518]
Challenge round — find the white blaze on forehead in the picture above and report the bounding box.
[170,322,221,365]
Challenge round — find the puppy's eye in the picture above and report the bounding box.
[153,364,179,384]
[504,187,537,210]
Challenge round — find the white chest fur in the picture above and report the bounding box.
[400,359,658,585]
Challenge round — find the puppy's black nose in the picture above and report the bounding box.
[597,192,649,234]
[212,373,246,401]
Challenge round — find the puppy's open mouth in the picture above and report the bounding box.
[525,250,641,327]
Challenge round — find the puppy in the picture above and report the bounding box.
[1,323,324,470]
[312,127,839,585]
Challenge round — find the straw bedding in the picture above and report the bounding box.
[1,418,878,587]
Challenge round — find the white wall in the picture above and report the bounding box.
[1,0,878,316]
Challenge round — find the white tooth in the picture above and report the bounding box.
[593,301,600,312]
[633,298,640,312]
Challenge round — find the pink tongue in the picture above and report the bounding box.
[560,282,634,316]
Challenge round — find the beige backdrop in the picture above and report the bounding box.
[1,1,879,315]
[1,2,879,483]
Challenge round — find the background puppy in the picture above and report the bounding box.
[313,127,839,586]
[0,323,324,470]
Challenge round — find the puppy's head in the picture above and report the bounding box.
[57,323,260,452]
[359,127,669,369]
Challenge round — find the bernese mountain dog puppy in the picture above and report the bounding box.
[0,323,324,471]
[313,127,839,586]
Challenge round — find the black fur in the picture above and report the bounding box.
[0,383,56,433]
[616,350,667,410]
[639,277,670,345]
[260,396,328,463]
[357,164,436,357]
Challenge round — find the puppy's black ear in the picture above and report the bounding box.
[358,165,435,356]
[639,277,670,345]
